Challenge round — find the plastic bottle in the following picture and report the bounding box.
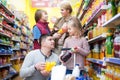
[107,0,112,20]
[105,35,113,58]
[114,26,120,58]
[88,26,93,39]
[93,43,100,59]
[117,1,120,13]
[60,52,72,62]
[111,0,117,17]
[72,64,80,78]
[100,41,105,59]
[57,23,67,34]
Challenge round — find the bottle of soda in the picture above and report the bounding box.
[60,52,72,62]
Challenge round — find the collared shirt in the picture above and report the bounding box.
[20,49,59,80]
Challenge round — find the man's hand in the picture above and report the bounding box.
[35,62,50,76]
[40,70,50,77]
[34,62,46,71]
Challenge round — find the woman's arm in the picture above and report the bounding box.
[33,26,41,39]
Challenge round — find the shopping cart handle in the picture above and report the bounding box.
[61,48,71,51]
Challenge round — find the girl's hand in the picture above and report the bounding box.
[72,46,80,53]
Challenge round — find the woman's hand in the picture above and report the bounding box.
[53,33,62,39]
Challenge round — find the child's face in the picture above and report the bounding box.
[67,24,76,36]
[41,12,48,21]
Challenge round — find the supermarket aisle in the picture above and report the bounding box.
[1,0,120,80]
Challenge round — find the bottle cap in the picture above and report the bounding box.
[75,64,79,66]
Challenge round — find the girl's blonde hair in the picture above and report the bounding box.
[67,17,83,36]
[60,1,72,14]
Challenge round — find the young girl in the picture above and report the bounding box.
[33,9,50,49]
[59,17,90,74]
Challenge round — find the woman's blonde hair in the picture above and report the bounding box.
[60,1,72,14]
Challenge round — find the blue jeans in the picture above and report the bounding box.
[66,69,73,74]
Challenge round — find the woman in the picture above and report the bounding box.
[52,1,73,54]
[33,9,50,49]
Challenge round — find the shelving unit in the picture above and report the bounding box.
[3,72,18,80]
[85,5,107,28]
[10,56,24,61]
[0,2,33,80]
[104,58,120,65]
[0,42,11,47]
[88,33,107,44]
[0,64,12,69]
[87,58,105,66]
[0,2,13,16]
[0,12,14,23]
[0,31,11,38]
[77,0,94,20]
[77,0,120,79]
[78,9,87,20]
[87,57,120,66]
[76,0,84,17]
[102,13,120,28]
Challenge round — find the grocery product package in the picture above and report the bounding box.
[51,65,66,80]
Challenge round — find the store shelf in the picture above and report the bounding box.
[78,9,87,20]
[77,0,84,17]
[84,0,93,10]
[0,64,12,69]
[104,57,120,65]
[0,54,12,56]
[12,38,21,42]
[0,2,14,16]
[10,56,25,61]
[88,57,120,66]
[88,33,107,44]
[0,31,11,38]
[12,48,20,51]
[0,23,19,35]
[3,72,18,80]
[85,5,107,28]
[78,0,93,20]
[22,32,28,37]
[26,26,30,30]
[21,40,29,44]
[87,58,105,66]
[20,47,28,50]
[0,42,11,47]
[102,13,120,28]
[0,12,14,24]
